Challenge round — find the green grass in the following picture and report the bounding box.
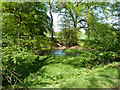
[5,49,119,88]
[19,49,119,88]
[22,62,119,88]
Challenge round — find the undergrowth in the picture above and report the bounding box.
[2,47,119,88]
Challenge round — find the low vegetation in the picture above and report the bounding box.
[1,1,120,89]
[2,47,120,88]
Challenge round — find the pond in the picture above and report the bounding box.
[53,50,66,56]
[40,49,81,57]
[53,50,80,56]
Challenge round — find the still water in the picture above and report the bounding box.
[41,50,80,56]
[53,50,80,56]
[53,50,66,55]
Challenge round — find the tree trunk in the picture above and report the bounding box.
[87,5,90,40]
[49,1,54,40]
[49,1,54,51]
[18,3,22,39]
[74,19,78,44]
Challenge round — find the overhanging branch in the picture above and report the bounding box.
[78,19,86,23]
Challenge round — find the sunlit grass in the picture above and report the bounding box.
[5,49,119,88]
[22,59,119,88]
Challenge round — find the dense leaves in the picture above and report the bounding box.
[2,2,50,37]
[1,1,120,89]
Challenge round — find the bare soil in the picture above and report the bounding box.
[53,45,84,50]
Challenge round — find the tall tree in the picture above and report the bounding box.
[49,0,54,40]
[56,2,86,44]
[58,9,75,47]
[2,2,50,39]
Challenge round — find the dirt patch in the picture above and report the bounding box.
[69,46,83,49]
[53,45,84,50]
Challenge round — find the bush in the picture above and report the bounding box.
[2,45,38,87]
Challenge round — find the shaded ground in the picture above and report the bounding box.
[6,49,119,88]
[22,61,119,88]
[4,48,120,89]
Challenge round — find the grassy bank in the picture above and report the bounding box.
[4,49,119,88]
[22,62,119,88]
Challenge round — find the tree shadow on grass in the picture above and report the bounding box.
[16,55,52,80]
[99,74,119,87]
[86,67,119,88]
[87,77,99,88]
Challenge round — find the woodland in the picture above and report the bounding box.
[1,1,120,89]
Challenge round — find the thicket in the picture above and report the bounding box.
[1,1,120,88]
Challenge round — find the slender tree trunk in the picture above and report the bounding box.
[49,1,54,51]
[74,19,78,44]
[49,1,54,40]
[87,5,90,39]
[18,3,22,39]
[69,23,71,47]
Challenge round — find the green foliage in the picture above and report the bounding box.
[2,2,50,37]
[58,29,77,47]
[2,45,37,86]
[83,21,119,64]
[1,2,120,89]
[17,35,52,53]
[22,61,119,88]
[2,2,52,54]
[56,2,86,46]
[2,45,119,88]
[88,23,118,51]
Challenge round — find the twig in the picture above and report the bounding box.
[13,79,17,88]
[11,70,21,77]
[11,72,22,83]
[6,74,12,84]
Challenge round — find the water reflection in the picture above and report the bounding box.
[53,50,81,56]
[41,50,81,56]
[53,50,66,56]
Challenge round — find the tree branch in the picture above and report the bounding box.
[78,19,86,23]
